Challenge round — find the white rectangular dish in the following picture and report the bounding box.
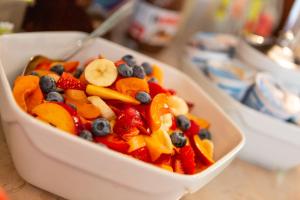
[0,32,244,200]
[183,57,300,170]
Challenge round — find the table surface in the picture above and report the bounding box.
[1,40,300,200]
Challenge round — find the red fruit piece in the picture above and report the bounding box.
[130,147,151,163]
[184,120,200,137]
[114,60,126,67]
[57,72,86,90]
[0,187,9,200]
[148,82,169,98]
[179,145,196,175]
[172,157,184,174]
[154,154,172,165]
[95,134,129,153]
[113,106,144,138]
[167,89,176,95]
[170,115,177,130]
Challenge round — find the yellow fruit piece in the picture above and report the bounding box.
[144,129,173,161]
[186,113,210,129]
[159,164,173,172]
[193,135,214,164]
[151,65,164,85]
[127,135,146,153]
[86,84,140,105]
[167,95,189,116]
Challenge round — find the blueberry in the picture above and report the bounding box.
[122,54,136,66]
[79,130,93,142]
[170,131,187,147]
[39,76,56,94]
[91,118,111,137]
[176,115,191,131]
[135,91,151,104]
[133,65,146,79]
[50,64,64,75]
[30,71,39,77]
[141,62,153,75]
[118,63,133,77]
[46,91,64,102]
[198,129,212,140]
[148,77,158,83]
[73,68,83,78]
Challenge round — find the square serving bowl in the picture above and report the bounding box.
[0,32,245,200]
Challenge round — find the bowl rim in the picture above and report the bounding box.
[0,31,245,180]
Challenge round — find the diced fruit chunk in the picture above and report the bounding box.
[86,84,140,105]
[127,135,146,153]
[130,147,151,163]
[26,86,44,112]
[32,102,76,134]
[149,93,170,131]
[167,95,189,116]
[179,145,196,174]
[13,75,40,112]
[193,135,214,165]
[65,89,88,103]
[65,97,101,120]
[115,77,149,97]
[95,134,129,153]
[150,65,163,85]
[144,129,173,161]
[87,96,116,120]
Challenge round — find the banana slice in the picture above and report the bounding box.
[85,59,117,87]
[87,96,116,120]
[167,95,189,116]
[160,113,173,132]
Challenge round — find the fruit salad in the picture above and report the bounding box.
[12,54,215,175]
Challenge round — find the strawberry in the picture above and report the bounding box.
[130,147,151,163]
[184,120,200,137]
[57,72,86,90]
[172,157,184,174]
[95,134,129,153]
[179,145,196,175]
[148,82,169,98]
[114,59,126,67]
[154,154,172,165]
[113,106,144,138]
[170,115,177,130]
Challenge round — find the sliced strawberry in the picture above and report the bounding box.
[179,145,196,175]
[57,72,86,90]
[170,115,177,130]
[130,147,151,163]
[113,106,144,138]
[148,82,169,98]
[184,120,200,137]
[154,154,172,165]
[114,59,126,67]
[63,61,79,72]
[95,134,129,153]
[172,157,185,174]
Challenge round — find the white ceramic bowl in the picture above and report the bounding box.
[0,32,244,200]
[183,57,300,170]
